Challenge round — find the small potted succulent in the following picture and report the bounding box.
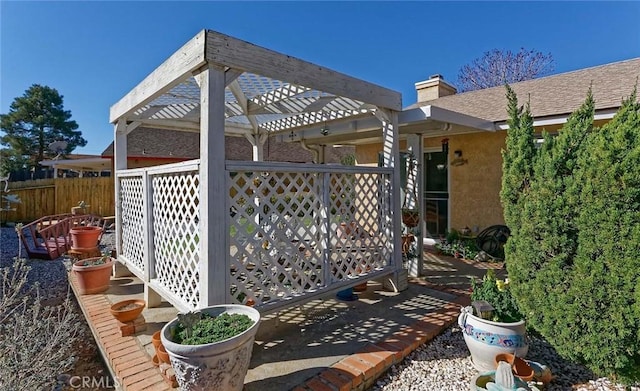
[458,269,527,372]
[160,304,261,391]
[72,255,113,294]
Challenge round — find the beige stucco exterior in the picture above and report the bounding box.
[355,130,508,235]
[444,131,507,232]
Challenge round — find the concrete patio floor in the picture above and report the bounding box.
[70,249,503,391]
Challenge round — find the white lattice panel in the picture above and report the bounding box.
[229,171,325,306]
[329,172,392,281]
[152,171,200,309]
[228,166,393,308]
[119,176,145,272]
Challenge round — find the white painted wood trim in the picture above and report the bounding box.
[126,121,142,134]
[197,64,229,307]
[142,170,154,282]
[406,135,424,277]
[149,280,192,313]
[495,107,619,130]
[228,79,260,132]
[114,121,127,264]
[205,30,401,111]
[226,160,393,174]
[400,105,496,132]
[110,30,207,123]
[378,108,402,272]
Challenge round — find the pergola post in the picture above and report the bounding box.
[245,133,267,162]
[406,134,424,277]
[198,64,229,308]
[113,120,127,262]
[377,109,407,292]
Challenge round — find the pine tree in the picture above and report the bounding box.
[0,84,86,174]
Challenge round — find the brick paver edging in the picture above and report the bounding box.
[293,281,472,391]
[69,273,171,391]
[71,271,471,391]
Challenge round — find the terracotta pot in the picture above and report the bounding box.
[152,354,160,367]
[70,226,102,249]
[337,222,357,239]
[72,257,113,294]
[494,353,534,382]
[458,306,528,372]
[151,330,162,351]
[161,304,261,391]
[401,234,415,254]
[157,344,170,364]
[353,282,368,292]
[110,299,146,323]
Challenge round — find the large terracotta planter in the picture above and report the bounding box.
[161,304,261,391]
[70,226,102,249]
[72,256,113,294]
[458,306,528,372]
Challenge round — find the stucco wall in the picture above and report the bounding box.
[443,131,507,233]
[356,141,407,165]
[355,132,507,234]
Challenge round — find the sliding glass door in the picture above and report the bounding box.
[423,151,448,238]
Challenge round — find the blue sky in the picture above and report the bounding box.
[2,1,639,155]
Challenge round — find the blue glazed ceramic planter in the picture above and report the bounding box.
[458,306,528,372]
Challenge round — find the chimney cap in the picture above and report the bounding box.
[429,74,444,80]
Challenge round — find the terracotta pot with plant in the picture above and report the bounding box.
[161,304,261,391]
[458,269,528,372]
[72,255,113,294]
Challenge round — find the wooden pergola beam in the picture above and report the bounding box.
[205,30,402,111]
[110,30,207,123]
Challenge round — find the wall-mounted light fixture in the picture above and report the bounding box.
[451,150,468,166]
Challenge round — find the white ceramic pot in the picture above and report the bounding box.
[458,306,528,372]
[161,305,261,391]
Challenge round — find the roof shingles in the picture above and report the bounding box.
[410,58,640,122]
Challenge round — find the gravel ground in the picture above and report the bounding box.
[1,226,113,391]
[370,324,639,391]
[2,226,638,391]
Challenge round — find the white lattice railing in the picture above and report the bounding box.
[116,159,396,313]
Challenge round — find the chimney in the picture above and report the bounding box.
[415,74,457,102]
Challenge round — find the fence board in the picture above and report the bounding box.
[2,177,115,223]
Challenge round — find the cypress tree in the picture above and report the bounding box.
[501,86,640,382]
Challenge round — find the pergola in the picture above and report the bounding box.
[40,157,112,177]
[110,30,405,313]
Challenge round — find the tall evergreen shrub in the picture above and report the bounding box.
[501,86,640,382]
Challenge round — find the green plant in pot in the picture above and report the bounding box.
[160,304,261,391]
[458,270,528,372]
[72,255,113,294]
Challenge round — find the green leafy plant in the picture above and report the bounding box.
[79,255,109,267]
[501,85,640,382]
[172,311,255,345]
[435,230,480,260]
[471,269,523,323]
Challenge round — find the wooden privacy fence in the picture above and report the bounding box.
[4,177,115,223]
